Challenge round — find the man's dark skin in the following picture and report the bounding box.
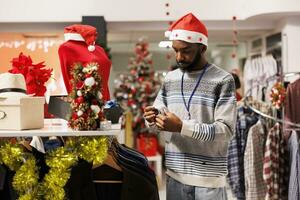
[143,40,208,132]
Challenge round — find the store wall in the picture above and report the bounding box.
[0,33,67,95]
[1,0,300,22]
[282,16,300,74]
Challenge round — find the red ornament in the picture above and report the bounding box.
[72,113,78,120]
[232,16,237,20]
[76,81,84,89]
[165,3,169,7]
[76,96,85,104]
[92,99,98,105]
[82,113,88,120]
[85,73,92,78]
[231,53,236,58]
[166,12,170,16]
[130,70,137,75]
[138,77,145,82]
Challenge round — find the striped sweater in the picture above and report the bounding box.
[153,64,237,188]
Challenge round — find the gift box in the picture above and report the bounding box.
[136,134,158,157]
[0,97,45,130]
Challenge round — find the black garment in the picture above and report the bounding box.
[93,164,123,200]
[65,160,97,200]
[0,165,17,200]
[66,142,160,200]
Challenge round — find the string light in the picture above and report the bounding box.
[0,39,63,52]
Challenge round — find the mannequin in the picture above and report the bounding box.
[58,24,111,101]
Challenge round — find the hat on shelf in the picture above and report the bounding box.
[165,13,208,46]
[0,73,27,98]
[64,24,98,52]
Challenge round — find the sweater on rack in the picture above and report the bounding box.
[153,64,237,188]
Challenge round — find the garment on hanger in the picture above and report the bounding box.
[243,55,277,101]
[288,130,300,200]
[244,119,267,200]
[0,165,17,200]
[227,106,258,200]
[285,78,300,135]
[263,123,289,200]
[67,141,159,200]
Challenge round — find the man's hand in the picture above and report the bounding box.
[155,111,182,132]
[143,106,158,126]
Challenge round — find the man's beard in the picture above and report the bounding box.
[177,48,201,72]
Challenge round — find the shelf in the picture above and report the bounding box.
[0,119,121,137]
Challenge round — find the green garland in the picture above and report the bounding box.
[0,137,108,200]
[0,61,109,199]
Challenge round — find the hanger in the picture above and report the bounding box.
[92,137,123,184]
[244,98,300,129]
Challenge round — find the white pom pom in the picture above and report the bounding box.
[77,110,83,116]
[77,90,82,96]
[92,66,98,71]
[97,92,103,99]
[88,45,95,52]
[165,31,171,38]
[90,105,100,114]
[84,77,95,87]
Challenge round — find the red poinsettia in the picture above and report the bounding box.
[8,53,53,96]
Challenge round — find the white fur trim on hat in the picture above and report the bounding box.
[64,33,85,42]
[168,29,208,46]
[165,31,171,38]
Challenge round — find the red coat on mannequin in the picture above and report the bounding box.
[58,24,111,101]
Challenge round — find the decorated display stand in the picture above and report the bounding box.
[0,119,121,137]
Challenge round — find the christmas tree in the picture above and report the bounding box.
[114,39,163,137]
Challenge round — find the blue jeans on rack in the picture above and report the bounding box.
[166,176,228,200]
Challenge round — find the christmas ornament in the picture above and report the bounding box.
[69,62,105,130]
[270,82,286,109]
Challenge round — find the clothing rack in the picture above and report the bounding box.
[283,71,300,78]
[244,99,300,129]
[242,70,300,129]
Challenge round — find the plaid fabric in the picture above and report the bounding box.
[244,120,267,199]
[288,131,300,200]
[263,123,289,200]
[227,107,258,200]
[279,134,289,200]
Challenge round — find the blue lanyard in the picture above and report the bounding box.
[181,63,210,119]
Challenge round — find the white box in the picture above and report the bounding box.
[0,97,45,130]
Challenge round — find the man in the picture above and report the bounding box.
[144,13,237,200]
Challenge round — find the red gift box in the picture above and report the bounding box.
[137,134,158,157]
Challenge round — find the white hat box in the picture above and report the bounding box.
[0,97,45,130]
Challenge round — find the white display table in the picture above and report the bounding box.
[0,119,122,137]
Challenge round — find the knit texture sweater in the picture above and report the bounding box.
[153,64,237,188]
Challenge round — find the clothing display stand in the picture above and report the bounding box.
[0,119,122,137]
[147,154,162,186]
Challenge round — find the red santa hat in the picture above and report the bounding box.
[165,13,208,46]
[64,24,97,52]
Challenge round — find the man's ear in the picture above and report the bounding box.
[200,44,207,54]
